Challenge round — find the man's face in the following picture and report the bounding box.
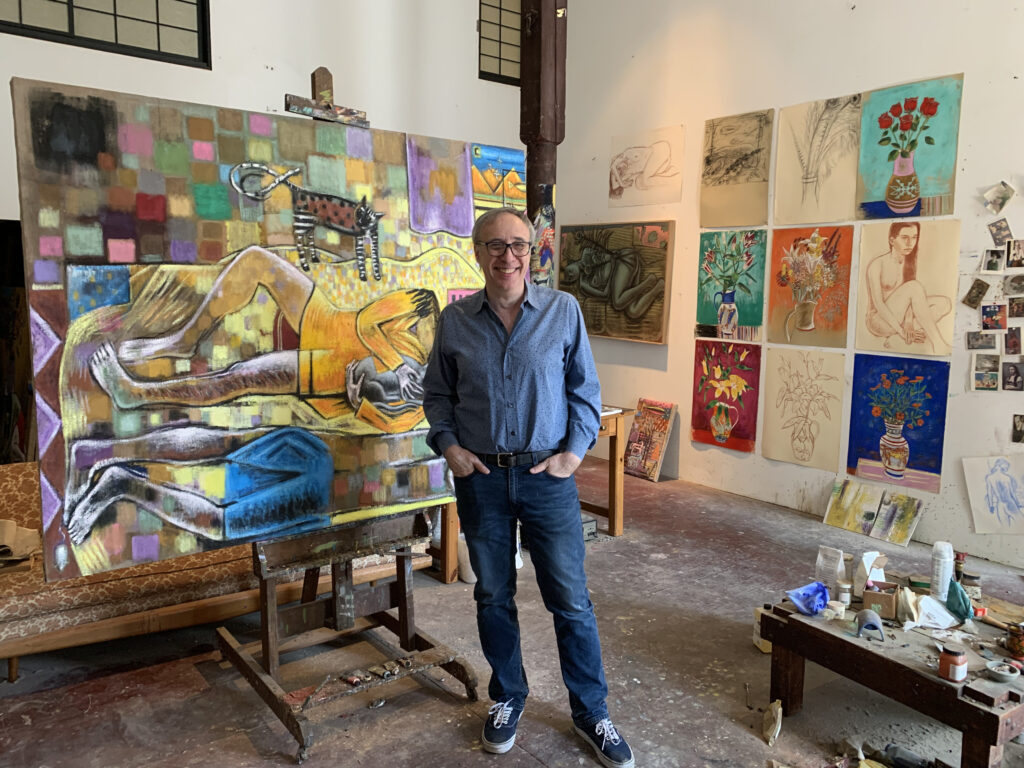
[475,213,531,298]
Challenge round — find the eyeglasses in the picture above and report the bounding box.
[478,239,531,257]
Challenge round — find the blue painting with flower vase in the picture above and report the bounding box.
[847,353,950,494]
[696,229,766,341]
[856,74,963,219]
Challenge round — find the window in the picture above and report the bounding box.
[0,0,211,69]
[479,0,519,85]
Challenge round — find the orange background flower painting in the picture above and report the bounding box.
[767,225,853,347]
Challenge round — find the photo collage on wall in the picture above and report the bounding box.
[689,74,966,531]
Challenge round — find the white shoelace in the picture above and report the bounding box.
[488,700,515,728]
[594,718,622,748]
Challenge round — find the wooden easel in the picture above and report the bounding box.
[216,505,478,762]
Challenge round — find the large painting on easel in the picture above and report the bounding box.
[11,78,500,581]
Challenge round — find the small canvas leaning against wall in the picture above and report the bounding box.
[10,78,518,581]
[558,221,673,344]
[623,398,677,482]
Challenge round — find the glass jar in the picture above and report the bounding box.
[836,580,852,606]
[939,643,967,682]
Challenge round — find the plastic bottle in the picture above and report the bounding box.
[930,541,954,602]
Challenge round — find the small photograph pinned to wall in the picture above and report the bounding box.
[971,352,1001,391]
[989,218,1013,248]
[1002,361,1024,391]
[1012,414,1024,444]
[1009,296,1024,319]
[984,180,1016,215]
[961,278,990,309]
[982,302,1008,331]
[1007,239,1024,272]
[1006,326,1022,355]
[981,249,1005,274]
[966,331,997,350]
[1004,274,1024,294]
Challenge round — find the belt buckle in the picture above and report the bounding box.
[496,452,513,468]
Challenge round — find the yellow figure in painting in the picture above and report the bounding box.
[89,245,438,432]
[864,221,951,354]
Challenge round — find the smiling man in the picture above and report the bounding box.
[423,207,634,768]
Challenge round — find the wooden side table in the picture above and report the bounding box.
[580,406,633,537]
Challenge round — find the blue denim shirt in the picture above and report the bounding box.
[423,283,601,459]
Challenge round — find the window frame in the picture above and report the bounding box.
[0,0,212,70]
[478,0,520,86]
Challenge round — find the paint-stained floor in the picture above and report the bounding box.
[2,457,1023,768]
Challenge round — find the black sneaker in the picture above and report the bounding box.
[481,700,523,754]
[574,718,634,768]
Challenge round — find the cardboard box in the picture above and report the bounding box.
[861,580,900,619]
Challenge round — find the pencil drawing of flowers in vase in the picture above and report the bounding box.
[775,228,842,342]
[698,229,765,339]
[867,368,931,479]
[877,96,938,214]
[696,342,754,444]
[774,352,839,462]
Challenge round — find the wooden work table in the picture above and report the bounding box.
[760,602,1024,768]
[427,406,634,584]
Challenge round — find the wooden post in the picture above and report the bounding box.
[520,0,567,217]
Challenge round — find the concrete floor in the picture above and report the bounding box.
[2,457,1023,768]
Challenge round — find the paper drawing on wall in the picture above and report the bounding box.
[824,478,923,546]
[847,354,949,494]
[691,340,760,453]
[623,398,677,482]
[962,456,1024,535]
[767,226,852,347]
[774,95,861,225]
[856,74,963,218]
[762,348,843,472]
[229,163,384,279]
[12,78,491,581]
[855,219,959,356]
[700,109,774,227]
[559,221,673,344]
[696,229,766,342]
[608,126,683,207]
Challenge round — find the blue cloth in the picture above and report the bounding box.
[454,463,609,726]
[786,581,830,616]
[422,283,601,460]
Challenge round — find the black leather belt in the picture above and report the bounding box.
[476,449,558,468]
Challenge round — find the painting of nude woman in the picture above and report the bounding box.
[57,245,451,577]
[855,219,960,356]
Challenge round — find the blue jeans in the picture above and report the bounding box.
[453,464,609,726]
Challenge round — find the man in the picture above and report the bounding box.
[423,208,633,768]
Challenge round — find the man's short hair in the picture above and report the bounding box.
[472,207,535,245]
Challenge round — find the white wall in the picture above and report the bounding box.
[0,0,519,219]
[561,1,1024,568]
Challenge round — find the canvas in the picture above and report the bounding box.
[823,478,922,546]
[696,229,766,342]
[847,354,950,494]
[691,340,761,452]
[766,226,853,347]
[854,219,960,356]
[855,74,963,219]
[608,126,683,207]
[623,398,677,481]
[700,109,774,227]
[11,78,499,581]
[762,348,844,472]
[962,456,1024,535]
[774,95,861,225]
[558,221,673,344]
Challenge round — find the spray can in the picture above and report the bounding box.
[930,541,954,602]
[883,743,930,768]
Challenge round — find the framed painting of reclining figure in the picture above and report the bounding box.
[11,78,520,581]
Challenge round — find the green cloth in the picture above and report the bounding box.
[945,579,972,622]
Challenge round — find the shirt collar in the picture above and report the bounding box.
[473,281,535,313]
